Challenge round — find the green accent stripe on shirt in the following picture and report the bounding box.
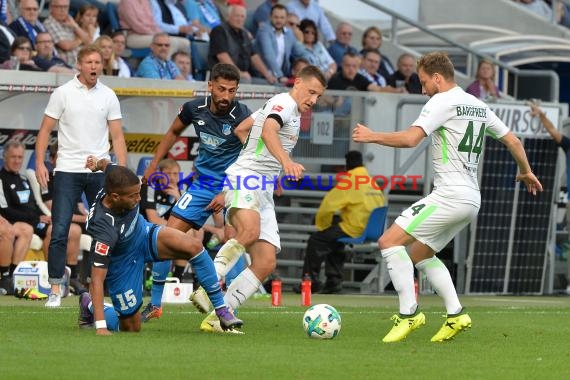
[485,129,498,139]
[231,189,239,208]
[438,128,448,164]
[405,205,437,234]
[255,138,265,158]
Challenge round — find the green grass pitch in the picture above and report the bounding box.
[1,293,569,379]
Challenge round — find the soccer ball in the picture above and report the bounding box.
[302,304,341,339]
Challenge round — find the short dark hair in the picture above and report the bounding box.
[210,63,241,84]
[345,151,363,170]
[104,165,140,194]
[299,18,318,41]
[361,48,381,59]
[297,65,327,87]
[271,3,287,14]
[171,50,190,61]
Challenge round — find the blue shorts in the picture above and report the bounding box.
[170,186,217,228]
[106,222,163,317]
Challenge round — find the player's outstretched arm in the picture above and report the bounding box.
[500,132,543,196]
[143,117,187,182]
[529,103,562,144]
[234,116,255,144]
[352,123,425,148]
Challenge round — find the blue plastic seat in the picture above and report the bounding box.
[337,206,388,245]
[136,157,154,176]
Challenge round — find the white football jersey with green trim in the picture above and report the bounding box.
[227,92,300,178]
[413,86,510,206]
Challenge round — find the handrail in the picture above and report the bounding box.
[356,0,521,77]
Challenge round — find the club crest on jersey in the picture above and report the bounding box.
[222,123,232,135]
[271,104,283,112]
[200,132,225,148]
[95,241,109,256]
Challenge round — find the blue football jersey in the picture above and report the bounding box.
[86,189,145,268]
[177,97,251,184]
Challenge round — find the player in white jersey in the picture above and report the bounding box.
[353,52,542,343]
[197,65,327,333]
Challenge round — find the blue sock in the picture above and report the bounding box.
[150,260,171,307]
[89,302,120,332]
[189,249,224,309]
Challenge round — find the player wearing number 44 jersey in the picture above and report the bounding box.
[353,52,542,343]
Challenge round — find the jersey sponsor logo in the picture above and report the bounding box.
[271,104,283,112]
[222,123,232,136]
[199,132,225,148]
[95,241,109,256]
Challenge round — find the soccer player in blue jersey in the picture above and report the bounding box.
[141,63,254,328]
[77,158,242,335]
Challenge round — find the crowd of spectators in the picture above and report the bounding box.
[0,0,422,91]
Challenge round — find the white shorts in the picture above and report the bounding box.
[395,192,479,252]
[223,172,281,252]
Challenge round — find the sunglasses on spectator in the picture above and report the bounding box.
[17,46,33,51]
[288,22,299,27]
[154,43,171,48]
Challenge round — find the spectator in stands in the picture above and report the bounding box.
[150,0,202,40]
[287,0,335,43]
[110,32,132,78]
[137,33,184,80]
[328,22,358,68]
[0,214,17,294]
[287,12,304,42]
[359,49,402,93]
[184,0,223,37]
[513,0,557,21]
[255,4,311,85]
[32,32,74,73]
[40,143,87,295]
[296,151,385,294]
[94,35,119,76]
[0,22,14,64]
[69,0,109,33]
[0,141,42,294]
[465,59,501,100]
[251,0,279,36]
[118,0,190,57]
[328,52,387,92]
[208,4,277,84]
[75,4,100,43]
[360,26,395,81]
[44,0,92,66]
[387,53,422,94]
[0,0,12,25]
[139,158,187,321]
[35,45,127,308]
[8,0,47,50]
[285,57,310,87]
[8,36,41,71]
[528,100,570,294]
[299,18,336,80]
[172,50,195,81]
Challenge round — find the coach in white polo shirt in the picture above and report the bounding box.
[35,45,128,308]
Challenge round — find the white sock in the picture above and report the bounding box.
[214,238,246,280]
[416,257,462,315]
[381,246,417,315]
[223,267,261,310]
